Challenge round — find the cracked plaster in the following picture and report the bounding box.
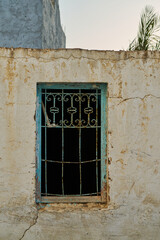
[0,48,160,239]
[19,213,38,240]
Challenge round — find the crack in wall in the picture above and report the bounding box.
[116,94,160,105]
[0,51,160,63]
[19,212,38,240]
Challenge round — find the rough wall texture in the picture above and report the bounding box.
[42,0,66,49]
[0,48,160,240]
[0,0,65,49]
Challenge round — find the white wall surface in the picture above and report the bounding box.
[0,48,160,240]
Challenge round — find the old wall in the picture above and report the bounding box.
[0,48,160,240]
[0,0,65,49]
[42,0,66,49]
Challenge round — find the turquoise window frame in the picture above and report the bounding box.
[36,83,107,203]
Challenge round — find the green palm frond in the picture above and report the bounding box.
[128,5,160,50]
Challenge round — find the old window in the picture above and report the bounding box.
[36,83,107,203]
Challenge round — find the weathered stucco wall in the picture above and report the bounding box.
[0,0,65,49]
[0,48,160,240]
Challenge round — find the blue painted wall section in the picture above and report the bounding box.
[42,0,66,49]
[0,0,65,49]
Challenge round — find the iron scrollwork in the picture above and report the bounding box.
[42,92,99,128]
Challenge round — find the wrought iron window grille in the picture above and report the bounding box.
[36,83,107,203]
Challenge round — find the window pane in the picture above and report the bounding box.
[64,164,80,195]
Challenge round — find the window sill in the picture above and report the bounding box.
[39,196,106,203]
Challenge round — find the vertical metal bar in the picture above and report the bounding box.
[79,90,82,195]
[96,89,98,194]
[53,96,56,124]
[88,95,90,124]
[36,84,42,202]
[45,89,47,195]
[71,95,73,125]
[62,90,64,195]
[101,84,107,202]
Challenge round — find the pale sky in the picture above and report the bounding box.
[59,0,160,50]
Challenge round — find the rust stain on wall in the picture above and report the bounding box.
[143,194,160,206]
[118,81,122,97]
[61,62,66,68]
